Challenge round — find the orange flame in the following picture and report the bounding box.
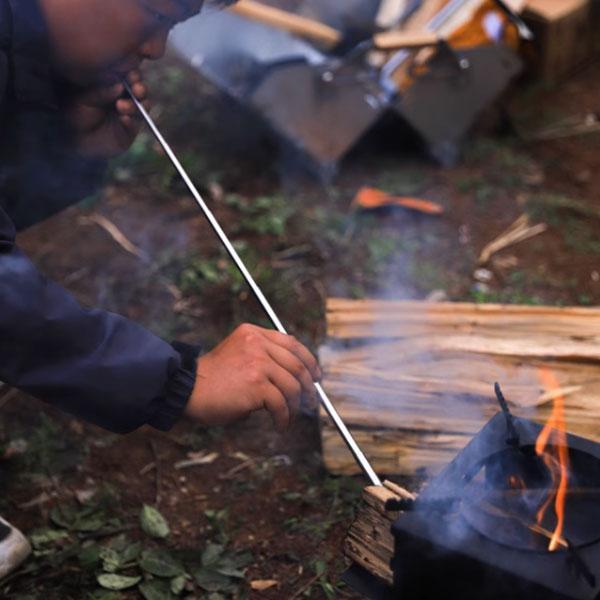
[535,368,570,552]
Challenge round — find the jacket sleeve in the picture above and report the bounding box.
[0,204,196,433]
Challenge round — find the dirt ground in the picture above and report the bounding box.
[1,47,599,599]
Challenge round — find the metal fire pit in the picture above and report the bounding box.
[351,413,600,599]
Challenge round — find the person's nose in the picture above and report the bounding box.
[140,30,169,61]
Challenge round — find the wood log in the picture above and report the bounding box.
[229,0,342,48]
[320,299,600,476]
[344,481,413,585]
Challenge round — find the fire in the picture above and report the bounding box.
[535,368,570,552]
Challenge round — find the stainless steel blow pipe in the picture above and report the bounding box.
[125,82,382,488]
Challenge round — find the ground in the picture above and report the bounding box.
[1,47,599,599]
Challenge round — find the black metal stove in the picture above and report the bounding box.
[391,412,600,600]
[345,408,600,600]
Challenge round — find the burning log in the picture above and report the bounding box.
[320,299,600,476]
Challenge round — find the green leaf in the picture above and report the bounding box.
[75,513,107,532]
[314,560,327,577]
[100,547,121,573]
[79,544,102,570]
[49,505,77,529]
[140,505,170,539]
[29,527,70,549]
[121,541,142,564]
[193,568,234,593]
[321,581,336,599]
[97,574,141,590]
[139,579,174,600]
[201,544,224,567]
[139,548,185,578]
[170,575,187,595]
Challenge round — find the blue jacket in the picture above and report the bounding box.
[0,0,196,433]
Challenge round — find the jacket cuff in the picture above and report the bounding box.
[147,342,201,432]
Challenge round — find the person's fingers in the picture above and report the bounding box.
[118,114,134,129]
[126,70,142,85]
[267,361,303,422]
[116,99,137,116]
[260,330,321,381]
[264,342,316,401]
[261,383,290,432]
[130,81,147,101]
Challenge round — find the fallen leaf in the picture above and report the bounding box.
[250,579,279,591]
[97,573,141,590]
[170,574,187,595]
[139,579,174,600]
[140,504,170,539]
[139,548,185,578]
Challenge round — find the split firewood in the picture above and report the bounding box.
[478,214,547,265]
[321,298,600,476]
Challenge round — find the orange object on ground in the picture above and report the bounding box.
[353,187,444,215]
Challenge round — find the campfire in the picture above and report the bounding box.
[346,374,600,600]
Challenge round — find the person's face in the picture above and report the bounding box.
[44,0,206,84]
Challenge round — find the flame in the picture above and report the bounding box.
[535,368,570,552]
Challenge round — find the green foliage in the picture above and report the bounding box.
[204,508,230,545]
[192,543,252,595]
[18,414,83,476]
[226,193,296,237]
[140,505,170,539]
[96,574,141,591]
[526,193,600,255]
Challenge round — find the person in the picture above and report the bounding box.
[0,0,321,576]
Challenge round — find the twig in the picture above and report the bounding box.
[219,458,255,480]
[80,213,149,262]
[478,215,547,265]
[139,461,157,476]
[290,572,322,600]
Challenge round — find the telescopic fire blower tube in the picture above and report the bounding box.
[124,82,382,488]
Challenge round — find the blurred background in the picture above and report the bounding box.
[2,1,600,598]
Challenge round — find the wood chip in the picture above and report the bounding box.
[478,214,547,264]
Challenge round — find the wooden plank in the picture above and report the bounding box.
[320,299,600,476]
[229,0,343,48]
[344,482,411,585]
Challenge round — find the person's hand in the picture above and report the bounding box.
[68,70,148,159]
[185,324,322,432]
